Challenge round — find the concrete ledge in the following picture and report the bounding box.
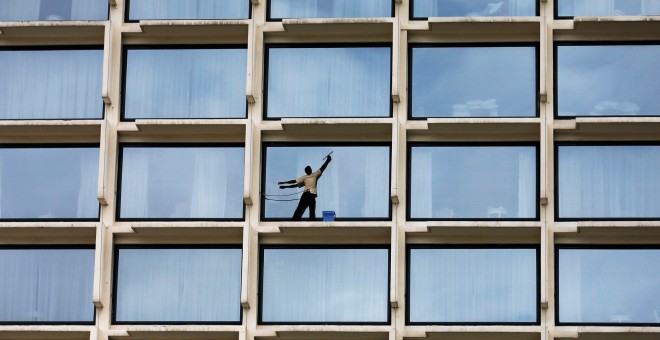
[124,20,249,38]
[0,21,105,40]
[0,325,92,340]
[408,118,540,141]
[0,120,102,139]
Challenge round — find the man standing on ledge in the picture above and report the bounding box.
[278,155,332,221]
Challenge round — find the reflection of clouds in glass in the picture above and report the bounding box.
[412,46,535,118]
[557,45,660,117]
[413,0,535,17]
[452,99,498,117]
[591,100,640,116]
[267,47,390,118]
[270,0,391,19]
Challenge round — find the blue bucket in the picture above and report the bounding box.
[322,211,336,221]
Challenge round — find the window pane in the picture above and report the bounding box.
[557,44,660,117]
[409,146,537,220]
[269,0,391,19]
[261,247,389,323]
[413,0,536,18]
[409,248,537,324]
[0,49,103,120]
[263,146,390,220]
[118,146,244,220]
[128,0,249,20]
[0,0,107,21]
[266,47,390,118]
[558,145,660,219]
[411,46,536,118]
[558,248,660,325]
[0,147,99,220]
[123,48,247,120]
[558,0,660,17]
[115,247,242,323]
[0,248,94,323]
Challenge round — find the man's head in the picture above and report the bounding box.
[304,166,312,175]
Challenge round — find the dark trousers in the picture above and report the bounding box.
[292,191,317,221]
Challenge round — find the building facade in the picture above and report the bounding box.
[0,0,659,340]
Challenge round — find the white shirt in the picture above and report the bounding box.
[296,170,322,195]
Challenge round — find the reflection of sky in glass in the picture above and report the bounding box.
[116,248,242,323]
[413,0,536,18]
[0,0,108,21]
[410,248,537,323]
[412,46,536,118]
[558,0,660,17]
[263,146,390,220]
[0,147,99,219]
[270,0,391,19]
[558,145,660,219]
[119,146,244,220]
[261,248,389,323]
[410,146,537,219]
[0,249,94,322]
[559,249,660,324]
[128,0,248,20]
[267,47,390,118]
[557,45,660,117]
[0,49,103,120]
[124,49,247,119]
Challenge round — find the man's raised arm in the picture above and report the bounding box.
[319,155,332,173]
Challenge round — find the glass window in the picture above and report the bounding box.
[0,49,103,120]
[0,0,107,21]
[123,47,247,120]
[127,0,249,21]
[118,145,244,220]
[115,247,242,324]
[556,44,660,117]
[411,45,537,118]
[557,0,660,17]
[266,46,391,118]
[408,247,538,324]
[260,247,389,324]
[0,248,94,323]
[412,0,536,19]
[557,144,660,219]
[0,146,99,220]
[268,0,392,19]
[409,145,537,220]
[558,247,660,325]
[262,145,390,220]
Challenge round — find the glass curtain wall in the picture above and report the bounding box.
[412,0,536,18]
[0,248,94,323]
[115,247,242,323]
[408,247,538,324]
[123,47,247,120]
[118,146,244,220]
[558,247,660,325]
[0,0,108,21]
[0,49,103,120]
[262,145,390,220]
[0,147,99,220]
[127,0,249,20]
[269,0,392,19]
[557,0,660,17]
[260,247,389,324]
[409,145,537,220]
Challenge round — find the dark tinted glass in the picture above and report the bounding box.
[557,145,660,219]
[263,145,390,220]
[557,0,660,17]
[409,146,537,220]
[557,44,660,117]
[0,147,99,220]
[409,247,538,324]
[269,0,391,19]
[127,0,249,20]
[123,48,247,120]
[558,248,660,325]
[0,248,94,323]
[115,247,242,323]
[0,49,103,120]
[266,47,391,118]
[118,146,244,220]
[261,247,389,323]
[0,0,107,21]
[411,46,536,118]
[413,0,536,18]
